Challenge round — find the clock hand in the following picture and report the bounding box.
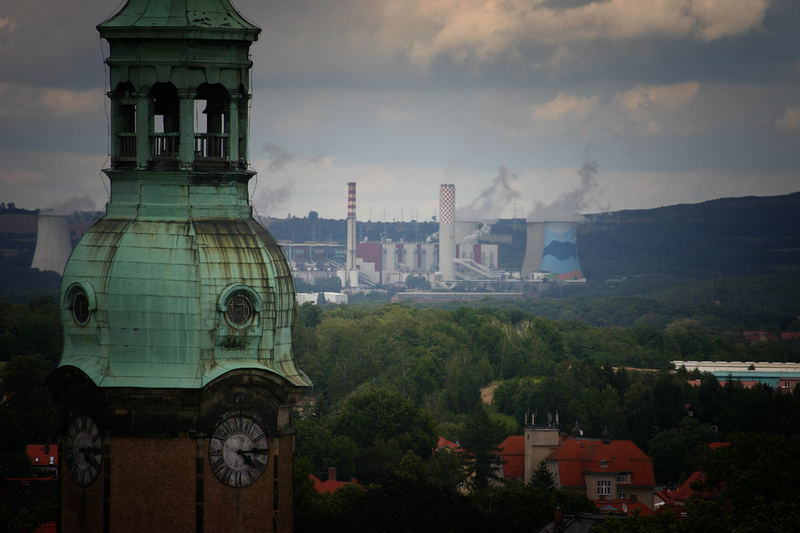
[79,446,103,454]
[236,450,254,466]
[239,448,270,454]
[78,446,103,460]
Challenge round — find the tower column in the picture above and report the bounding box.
[238,94,249,164]
[178,90,195,167]
[135,95,150,169]
[228,95,240,166]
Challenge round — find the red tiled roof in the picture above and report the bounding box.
[309,474,359,494]
[436,436,463,453]
[497,435,525,480]
[547,439,655,488]
[26,444,58,466]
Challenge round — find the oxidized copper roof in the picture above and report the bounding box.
[60,215,310,390]
[98,0,260,41]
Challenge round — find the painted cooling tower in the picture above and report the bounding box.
[346,182,356,272]
[439,184,455,279]
[31,213,73,275]
[522,221,582,280]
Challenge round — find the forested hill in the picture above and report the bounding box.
[579,192,800,280]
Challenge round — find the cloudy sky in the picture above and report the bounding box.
[1,0,799,220]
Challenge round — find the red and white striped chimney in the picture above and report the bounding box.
[439,184,455,280]
[346,182,357,274]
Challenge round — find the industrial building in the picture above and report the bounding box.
[22,179,585,292]
[280,181,583,291]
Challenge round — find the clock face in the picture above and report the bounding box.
[209,414,269,488]
[65,415,103,486]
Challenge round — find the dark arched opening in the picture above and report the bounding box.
[150,82,179,162]
[111,82,137,167]
[194,83,229,164]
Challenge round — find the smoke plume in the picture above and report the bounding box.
[262,142,295,172]
[43,194,96,215]
[254,184,293,217]
[527,151,602,222]
[261,141,324,172]
[456,165,520,221]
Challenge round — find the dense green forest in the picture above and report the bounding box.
[2,270,800,531]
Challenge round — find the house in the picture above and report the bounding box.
[655,442,729,516]
[309,467,359,494]
[435,436,464,454]
[497,435,525,481]
[546,437,656,510]
[26,444,58,477]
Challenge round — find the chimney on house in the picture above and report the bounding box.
[328,466,337,482]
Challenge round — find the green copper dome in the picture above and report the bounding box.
[56,0,310,393]
[98,0,260,41]
[59,213,309,389]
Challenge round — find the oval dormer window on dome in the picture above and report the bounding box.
[218,284,263,329]
[226,294,252,326]
[63,282,97,328]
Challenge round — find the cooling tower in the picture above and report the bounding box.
[521,221,545,279]
[439,184,455,280]
[31,213,73,275]
[522,221,583,280]
[346,182,356,274]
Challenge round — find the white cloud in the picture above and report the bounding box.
[401,0,771,68]
[0,83,102,117]
[617,82,700,113]
[777,106,800,132]
[531,93,598,121]
[690,0,770,41]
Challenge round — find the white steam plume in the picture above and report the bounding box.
[43,194,96,215]
[456,165,520,221]
[528,150,602,222]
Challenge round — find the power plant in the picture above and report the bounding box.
[31,213,73,275]
[21,178,584,294]
[279,181,584,296]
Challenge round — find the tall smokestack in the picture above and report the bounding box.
[346,182,356,275]
[439,184,455,280]
[31,213,73,275]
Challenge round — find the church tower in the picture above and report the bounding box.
[48,1,311,531]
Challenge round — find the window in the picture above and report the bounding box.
[600,460,608,468]
[597,480,611,496]
[225,294,252,326]
[618,490,626,499]
[617,473,628,483]
[72,292,90,325]
[64,282,95,327]
[217,284,262,329]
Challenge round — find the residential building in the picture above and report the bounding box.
[546,438,655,509]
